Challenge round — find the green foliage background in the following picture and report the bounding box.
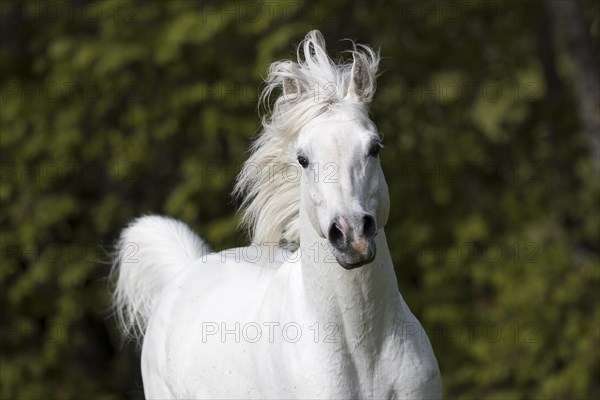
[1,0,598,398]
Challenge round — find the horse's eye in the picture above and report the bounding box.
[297,155,309,168]
[368,143,382,157]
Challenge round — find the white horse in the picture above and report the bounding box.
[112,30,442,399]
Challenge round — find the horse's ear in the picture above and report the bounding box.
[346,53,375,103]
[283,77,303,101]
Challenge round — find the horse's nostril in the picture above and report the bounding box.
[363,215,376,237]
[328,222,346,250]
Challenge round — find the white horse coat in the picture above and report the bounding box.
[113,30,442,399]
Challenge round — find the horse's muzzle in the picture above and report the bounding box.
[328,214,377,269]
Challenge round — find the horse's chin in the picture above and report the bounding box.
[336,256,375,270]
[333,244,376,270]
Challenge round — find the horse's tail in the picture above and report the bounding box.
[111,215,208,340]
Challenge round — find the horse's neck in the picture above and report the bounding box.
[298,205,407,343]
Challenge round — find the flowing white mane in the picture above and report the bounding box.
[233,30,380,249]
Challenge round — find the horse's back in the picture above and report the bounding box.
[141,247,288,398]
